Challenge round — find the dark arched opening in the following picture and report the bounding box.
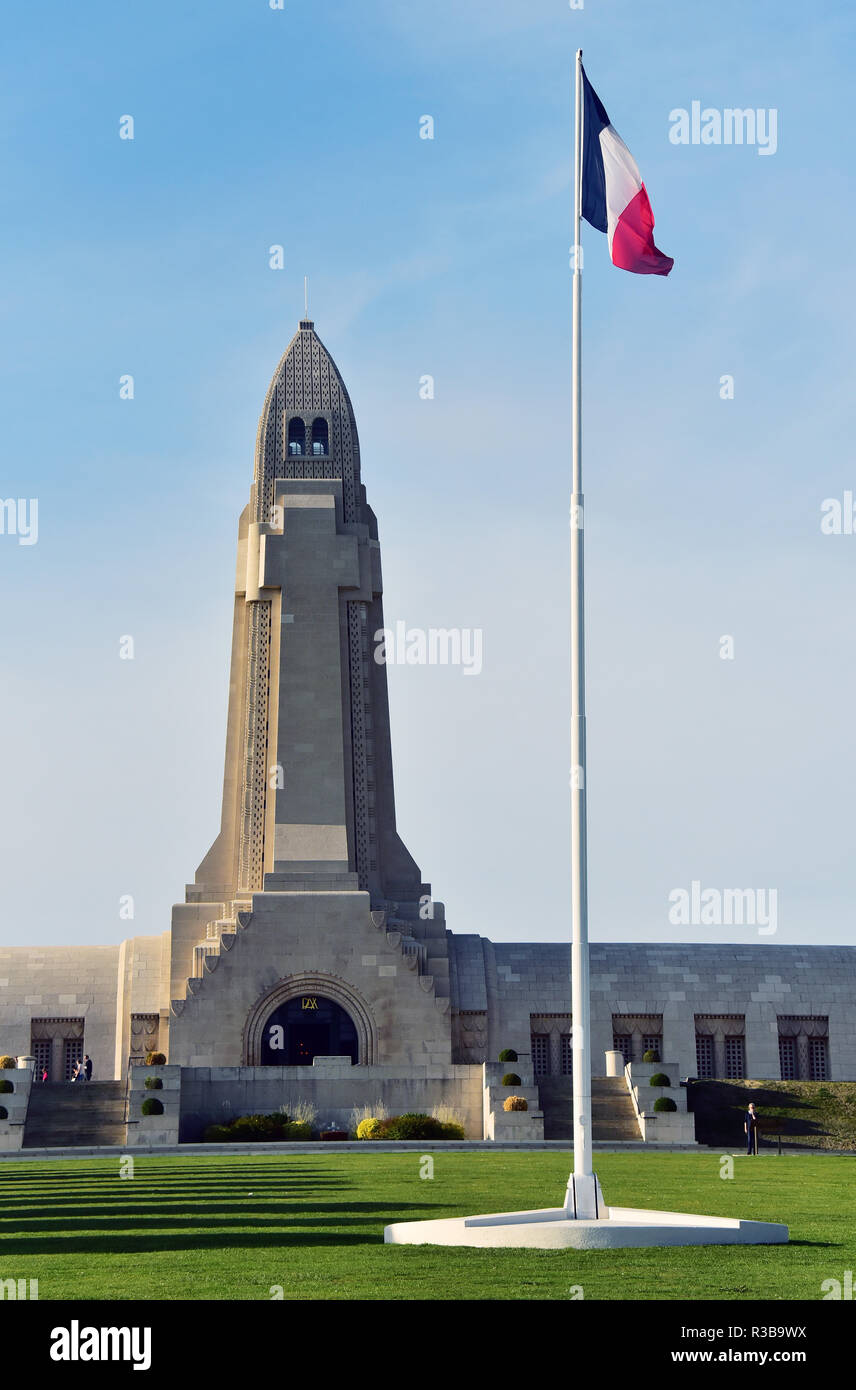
[261,994,358,1065]
[287,416,306,456]
[310,417,329,456]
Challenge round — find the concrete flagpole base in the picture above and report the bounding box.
[384,1204,789,1250]
[565,1170,605,1219]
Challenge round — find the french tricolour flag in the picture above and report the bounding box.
[581,66,673,276]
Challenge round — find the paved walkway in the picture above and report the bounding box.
[0,1140,739,1162]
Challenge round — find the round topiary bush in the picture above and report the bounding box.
[649,1073,671,1088]
[356,1117,380,1139]
[503,1096,528,1112]
[141,1098,164,1116]
[285,1121,313,1140]
[145,1052,166,1067]
[144,1077,163,1090]
[498,1048,518,1063]
[0,1079,13,1094]
[653,1096,677,1113]
[642,1049,660,1063]
[0,1057,16,1070]
[501,1072,522,1086]
[0,1107,7,1121]
[440,1121,466,1140]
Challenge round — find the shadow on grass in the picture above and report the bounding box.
[2,1220,417,1254]
[689,1082,836,1146]
[0,1165,340,1186]
[1,1201,437,1235]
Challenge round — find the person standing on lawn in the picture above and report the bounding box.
[745,1101,760,1155]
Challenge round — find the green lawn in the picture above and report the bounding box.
[0,1151,852,1300]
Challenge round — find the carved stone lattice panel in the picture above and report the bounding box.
[130,1014,160,1064]
[348,601,371,889]
[238,600,271,891]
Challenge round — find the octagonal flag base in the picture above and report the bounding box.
[384,1204,788,1250]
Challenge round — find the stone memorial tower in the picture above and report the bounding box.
[166,320,453,1067]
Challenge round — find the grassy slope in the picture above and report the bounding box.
[690,1080,856,1152]
[1,1151,854,1301]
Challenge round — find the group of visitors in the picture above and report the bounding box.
[38,1055,93,1084]
[36,1050,93,1084]
[70,1055,92,1084]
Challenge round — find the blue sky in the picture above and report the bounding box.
[0,0,854,950]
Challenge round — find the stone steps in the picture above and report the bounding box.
[23,1083,127,1148]
[538,1076,641,1142]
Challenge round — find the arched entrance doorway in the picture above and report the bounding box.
[260,994,359,1066]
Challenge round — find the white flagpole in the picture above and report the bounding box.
[566,47,600,1220]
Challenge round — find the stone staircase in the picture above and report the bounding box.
[171,899,451,1018]
[538,1077,641,1142]
[22,1082,127,1148]
[172,906,246,1013]
[378,906,450,1005]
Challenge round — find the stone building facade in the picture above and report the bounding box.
[1,322,853,1110]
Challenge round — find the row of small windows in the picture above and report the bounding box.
[287,416,329,457]
[695,1016,828,1081]
[533,1012,830,1082]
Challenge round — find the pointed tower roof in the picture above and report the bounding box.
[253,320,362,523]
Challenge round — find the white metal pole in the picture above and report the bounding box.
[567,47,597,1214]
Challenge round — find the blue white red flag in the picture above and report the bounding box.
[581,66,673,276]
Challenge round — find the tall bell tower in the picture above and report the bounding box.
[165,321,452,1068]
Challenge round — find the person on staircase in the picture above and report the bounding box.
[81,1055,92,1084]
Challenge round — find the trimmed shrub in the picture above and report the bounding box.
[202,1112,309,1143]
[356,1117,381,1139]
[440,1121,466,1139]
[503,1096,528,1112]
[232,1113,292,1140]
[649,1073,671,1088]
[203,1124,232,1143]
[374,1113,448,1141]
[227,1114,267,1139]
[501,1072,522,1086]
[0,1057,16,1070]
[141,1098,164,1116]
[145,1052,166,1066]
[144,1077,163,1090]
[0,1080,13,1094]
[0,1107,7,1120]
[498,1049,518,1063]
[653,1096,677,1113]
[642,1049,660,1063]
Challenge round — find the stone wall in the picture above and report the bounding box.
[177,1063,484,1141]
[0,945,121,1079]
[0,1064,32,1152]
[448,940,856,1081]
